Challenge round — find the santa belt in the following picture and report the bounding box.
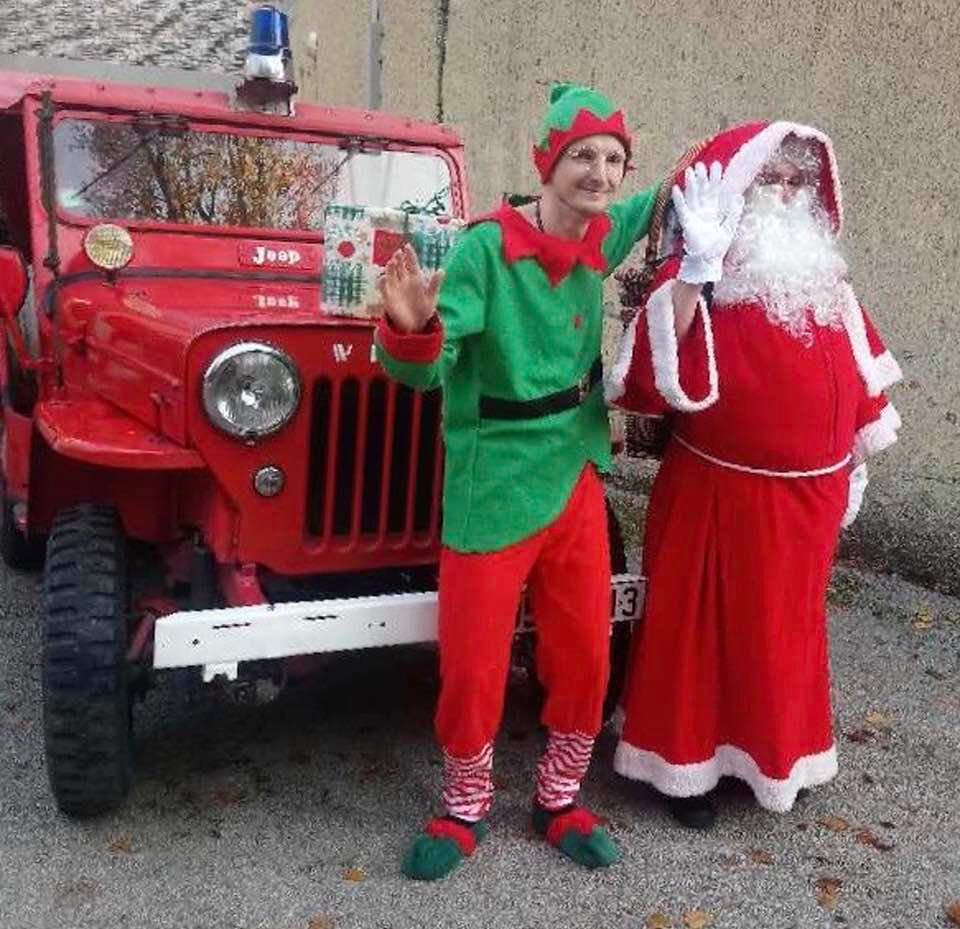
[479,358,602,420]
[672,434,852,478]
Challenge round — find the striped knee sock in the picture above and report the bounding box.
[535,730,595,811]
[442,742,494,821]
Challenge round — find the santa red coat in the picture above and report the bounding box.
[606,122,901,812]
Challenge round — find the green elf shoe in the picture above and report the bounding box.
[532,804,620,869]
[401,816,489,881]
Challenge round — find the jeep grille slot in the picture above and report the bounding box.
[306,376,443,549]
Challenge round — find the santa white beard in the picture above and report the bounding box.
[713,185,848,343]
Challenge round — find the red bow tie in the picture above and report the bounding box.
[486,205,611,286]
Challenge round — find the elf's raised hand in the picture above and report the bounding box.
[376,244,445,334]
[671,161,743,284]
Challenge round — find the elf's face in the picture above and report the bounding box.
[547,133,627,217]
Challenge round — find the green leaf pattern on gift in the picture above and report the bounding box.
[323,203,463,312]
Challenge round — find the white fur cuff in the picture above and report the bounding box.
[853,403,901,463]
[841,462,869,528]
[646,280,719,412]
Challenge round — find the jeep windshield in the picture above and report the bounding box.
[52,117,453,232]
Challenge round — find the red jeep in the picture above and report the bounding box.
[0,61,641,817]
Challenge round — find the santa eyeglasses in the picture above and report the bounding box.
[756,138,823,192]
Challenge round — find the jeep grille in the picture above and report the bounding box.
[305,377,443,548]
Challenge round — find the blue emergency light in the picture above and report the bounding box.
[244,5,291,82]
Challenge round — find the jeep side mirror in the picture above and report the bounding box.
[0,247,28,321]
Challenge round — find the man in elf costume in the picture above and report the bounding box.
[606,122,901,827]
[374,83,681,879]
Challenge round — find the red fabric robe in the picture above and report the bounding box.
[606,256,901,811]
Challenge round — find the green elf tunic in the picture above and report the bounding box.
[375,189,657,553]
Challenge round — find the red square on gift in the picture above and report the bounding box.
[372,230,406,266]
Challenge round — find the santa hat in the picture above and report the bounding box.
[532,83,632,183]
[615,122,843,315]
[672,121,844,237]
[608,121,901,414]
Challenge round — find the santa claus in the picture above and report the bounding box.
[605,121,901,828]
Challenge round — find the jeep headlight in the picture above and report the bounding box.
[202,342,301,439]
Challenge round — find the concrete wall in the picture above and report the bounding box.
[0,0,247,71]
[296,0,960,593]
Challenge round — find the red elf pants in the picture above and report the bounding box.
[434,465,612,820]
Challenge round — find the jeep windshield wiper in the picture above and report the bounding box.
[311,136,389,195]
[75,115,189,198]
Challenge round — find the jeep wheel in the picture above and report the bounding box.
[0,476,44,570]
[42,504,132,817]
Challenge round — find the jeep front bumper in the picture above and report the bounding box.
[153,573,645,682]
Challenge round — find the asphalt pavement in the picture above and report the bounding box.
[1,555,958,929]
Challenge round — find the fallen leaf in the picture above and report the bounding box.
[682,909,714,929]
[815,877,843,911]
[749,849,775,865]
[307,917,335,929]
[855,828,895,852]
[912,604,934,630]
[212,783,247,807]
[818,815,850,833]
[645,912,673,929]
[845,727,877,744]
[946,902,960,926]
[107,836,133,855]
[343,867,366,882]
[865,710,892,732]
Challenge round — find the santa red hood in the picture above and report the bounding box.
[606,121,901,419]
[671,121,843,235]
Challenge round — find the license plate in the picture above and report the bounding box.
[611,573,645,623]
[517,573,645,633]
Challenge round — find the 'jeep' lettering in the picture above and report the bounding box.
[252,245,302,265]
[238,242,320,271]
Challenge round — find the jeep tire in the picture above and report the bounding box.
[42,504,132,817]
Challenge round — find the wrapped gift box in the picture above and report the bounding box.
[323,204,465,317]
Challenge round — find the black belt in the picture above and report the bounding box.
[479,358,603,421]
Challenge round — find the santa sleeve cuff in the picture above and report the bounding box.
[841,286,903,396]
[375,314,444,364]
[853,402,901,464]
[841,462,869,528]
[606,280,719,413]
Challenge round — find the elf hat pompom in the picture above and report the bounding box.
[532,83,632,183]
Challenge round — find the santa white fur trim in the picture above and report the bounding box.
[649,284,719,411]
[723,122,844,233]
[872,350,903,391]
[614,740,838,813]
[853,402,901,463]
[840,284,903,396]
[607,280,720,412]
[605,306,641,404]
[841,462,869,528]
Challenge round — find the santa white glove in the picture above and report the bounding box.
[672,161,744,285]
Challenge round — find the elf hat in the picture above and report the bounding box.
[532,83,632,183]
